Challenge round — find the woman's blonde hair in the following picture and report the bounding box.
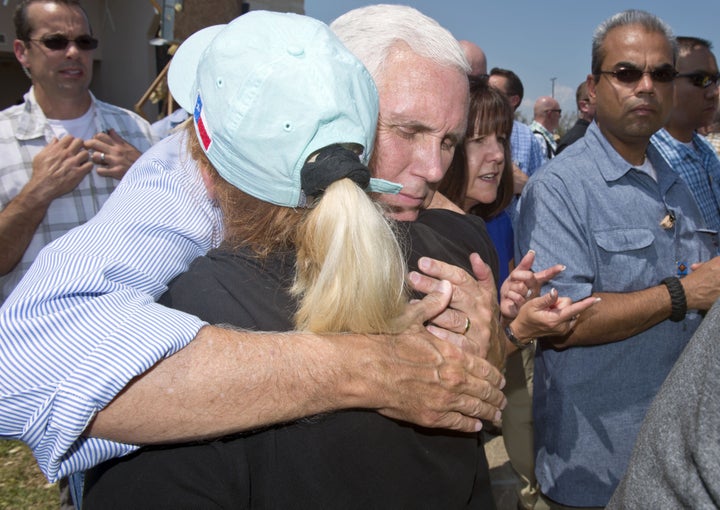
[188,125,408,334]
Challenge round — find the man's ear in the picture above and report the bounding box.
[586,74,597,103]
[199,163,217,201]
[509,94,521,110]
[13,39,29,69]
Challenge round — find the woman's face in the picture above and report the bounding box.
[463,131,506,210]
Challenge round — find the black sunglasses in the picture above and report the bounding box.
[29,34,99,51]
[599,66,677,84]
[676,72,720,88]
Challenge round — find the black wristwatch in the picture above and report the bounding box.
[505,324,535,350]
[661,276,687,322]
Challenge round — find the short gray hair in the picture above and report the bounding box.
[591,9,677,78]
[330,4,470,83]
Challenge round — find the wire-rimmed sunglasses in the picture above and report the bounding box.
[28,34,99,51]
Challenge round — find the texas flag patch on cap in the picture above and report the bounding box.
[194,94,213,151]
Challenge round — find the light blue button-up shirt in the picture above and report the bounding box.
[516,121,718,507]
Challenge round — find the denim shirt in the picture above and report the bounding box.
[516,120,718,506]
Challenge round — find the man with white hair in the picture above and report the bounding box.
[0,4,508,503]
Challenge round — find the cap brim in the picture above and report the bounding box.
[168,24,226,113]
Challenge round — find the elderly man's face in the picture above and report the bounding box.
[370,44,469,221]
[590,25,674,151]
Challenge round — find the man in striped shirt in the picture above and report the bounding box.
[0,4,507,498]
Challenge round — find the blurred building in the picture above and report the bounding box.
[0,0,304,118]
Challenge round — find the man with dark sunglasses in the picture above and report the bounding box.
[652,36,720,233]
[0,0,156,302]
[516,10,720,509]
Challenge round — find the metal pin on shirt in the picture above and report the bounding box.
[660,210,675,229]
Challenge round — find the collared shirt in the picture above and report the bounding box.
[510,120,544,177]
[652,128,720,233]
[0,88,157,302]
[0,131,222,482]
[705,132,720,157]
[529,120,557,160]
[516,121,717,507]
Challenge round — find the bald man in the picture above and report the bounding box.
[459,40,487,77]
[530,96,561,160]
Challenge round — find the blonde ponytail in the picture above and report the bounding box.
[292,179,407,334]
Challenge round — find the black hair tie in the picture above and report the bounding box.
[301,144,371,199]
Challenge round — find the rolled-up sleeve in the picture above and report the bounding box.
[0,134,222,481]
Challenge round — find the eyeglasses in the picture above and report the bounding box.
[28,34,98,51]
[599,66,677,84]
[545,109,562,114]
[676,72,720,88]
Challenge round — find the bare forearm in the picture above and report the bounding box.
[545,286,671,348]
[0,189,52,274]
[87,316,507,443]
[86,325,366,443]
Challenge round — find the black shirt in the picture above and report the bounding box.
[84,209,498,510]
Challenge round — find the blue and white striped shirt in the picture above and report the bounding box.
[0,131,223,481]
[652,128,720,233]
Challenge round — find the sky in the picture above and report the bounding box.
[305,0,720,121]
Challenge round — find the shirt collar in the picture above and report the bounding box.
[588,121,685,201]
[15,87,98,142]
[653,127,705,156]
[585,121,637,183]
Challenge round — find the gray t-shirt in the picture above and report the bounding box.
[608,299,720,509]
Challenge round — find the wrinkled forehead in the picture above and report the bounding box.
[379,46,468,117]
[600,25,674,68]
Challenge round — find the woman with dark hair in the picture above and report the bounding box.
[438,77,597,353]
[439,76,515,285]
[441,77,515,221]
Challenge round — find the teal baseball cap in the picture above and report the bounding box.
[167,11,401,207]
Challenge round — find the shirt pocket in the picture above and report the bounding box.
[695,228,719,256]
[593,228,656,290]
